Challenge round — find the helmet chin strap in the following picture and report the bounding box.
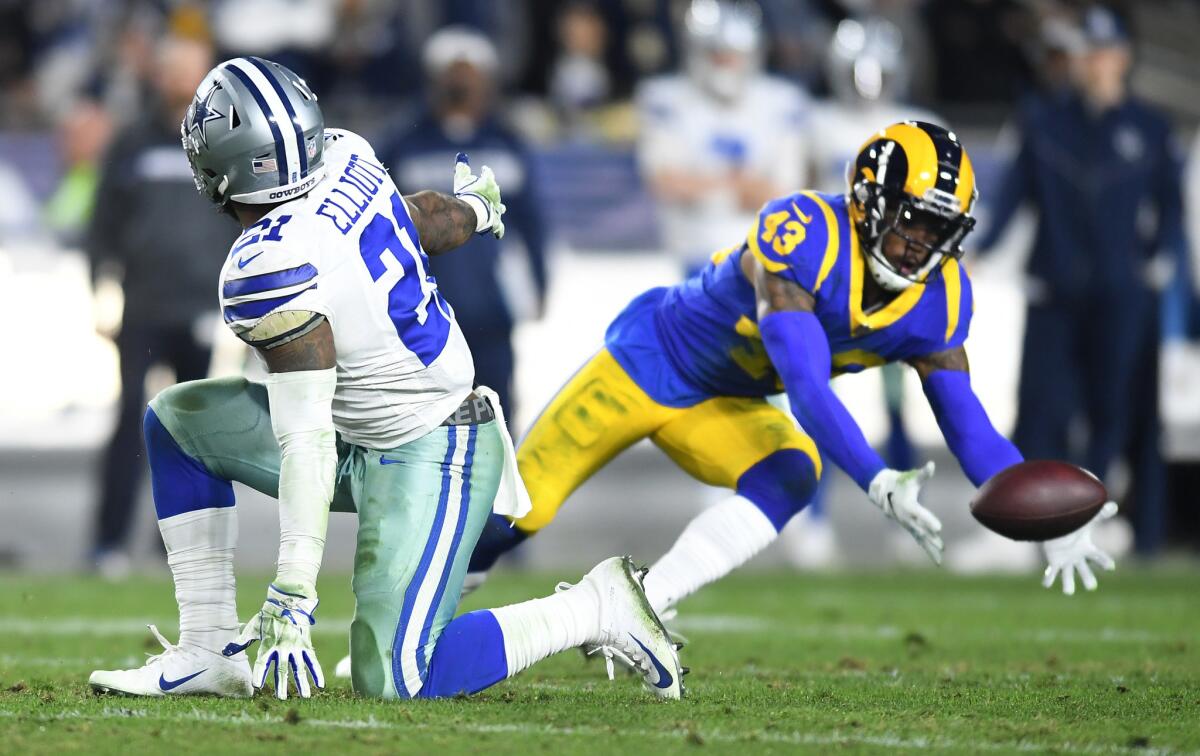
[866,253,914,292]
[865,244,943,293]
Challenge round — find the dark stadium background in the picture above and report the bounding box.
[0,0,1197,575]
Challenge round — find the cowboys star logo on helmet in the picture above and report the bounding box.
[179,56,326,206]
[188,82,228,150]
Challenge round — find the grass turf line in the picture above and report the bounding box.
[0,568,1196,755]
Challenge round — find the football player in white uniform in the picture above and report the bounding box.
[807,18,941,194]
[637,0,808,275]
[88,57,682,701]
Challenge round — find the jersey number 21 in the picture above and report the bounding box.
[357,192,453,366]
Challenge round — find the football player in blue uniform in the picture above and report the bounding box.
[470,121,1120,612]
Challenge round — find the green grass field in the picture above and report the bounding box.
[0,567,1197,754]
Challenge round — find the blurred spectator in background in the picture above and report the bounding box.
[783,16,942,569]
[756,0,832,94]
[548,2,612,134]
[1189,130,1200,331]
[1034,14,1087,98]
[808,16,939,216]
[86,34,238,575]
[636,0,808,276]
[519,0,662,106]
[210,0,337,88]
[377,26,548,420]
[922,0,1036,107]
[43,100,112,245]
[976,5,1189,556]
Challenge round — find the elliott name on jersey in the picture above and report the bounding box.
[219,129,474,449]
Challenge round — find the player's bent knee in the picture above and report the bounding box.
[513,448,574,534]
[143,407,234,520]
[735,449,819,532]
[508,473,567,534]
[149,377,254,420]
[348,617,392,698]
[148,378,212,419]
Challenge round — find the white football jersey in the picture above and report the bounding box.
[636,74,809,269]
[806,101,941,194]
[219,129,474,449]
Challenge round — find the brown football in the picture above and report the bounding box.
[970,460,1108,541]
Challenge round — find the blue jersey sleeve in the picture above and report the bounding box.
[745,192,839,294]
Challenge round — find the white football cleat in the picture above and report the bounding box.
[561,556,685,699]
[334,653,352,679]
[89,625,252,698]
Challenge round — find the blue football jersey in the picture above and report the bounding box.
[605,191,973,406]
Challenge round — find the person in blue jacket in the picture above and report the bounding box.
[975,6,1190,554]
[376,26,548,420]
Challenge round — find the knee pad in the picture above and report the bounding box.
[735,449,819,532]
[419,611,508,698]
[144,407,234,520]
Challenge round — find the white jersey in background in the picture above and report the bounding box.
[219,129,474,449]
[636,74,809,271]
[806,101,941,194]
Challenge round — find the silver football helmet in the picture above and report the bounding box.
[825,17,909,105]
[684,0,763,102]
[181,57,325,206]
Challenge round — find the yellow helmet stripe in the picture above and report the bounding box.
[913,121,976,212]
[883,122,938,198]
[954,147,976,212]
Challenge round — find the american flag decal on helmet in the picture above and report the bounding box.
[252,155,278,174]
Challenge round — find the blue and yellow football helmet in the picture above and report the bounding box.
[848,121,978,292]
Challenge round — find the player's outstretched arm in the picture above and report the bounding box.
[404,153,507,255]
[908,346,1023,488]
[223,317,336,699]
[748,256,943,563]
[910,347,1117,594]
[404,191,479,255]
[750,261,885,489]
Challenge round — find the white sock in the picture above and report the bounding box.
[488,579,601,677]
[643,494,778,613]
[158,507,239,654]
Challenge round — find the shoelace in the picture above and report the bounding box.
[144,624,179,665]
[554,581,647,681]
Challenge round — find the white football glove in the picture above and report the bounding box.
[453,152,506,239]
[1041,501,1119,595]
[868,461,944,565]
[223,583,325,700]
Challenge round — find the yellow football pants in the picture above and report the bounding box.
[514,349,821,533]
